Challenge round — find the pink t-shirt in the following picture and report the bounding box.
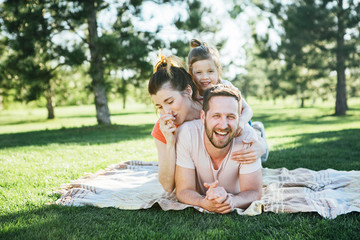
[176,119,261,195]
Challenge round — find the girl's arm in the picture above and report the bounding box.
[239,98,253,129]
[154,139,175,193]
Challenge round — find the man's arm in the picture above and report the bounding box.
[230,168,262,209]
[175,166,233,214]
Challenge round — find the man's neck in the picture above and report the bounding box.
[203,134,232,170]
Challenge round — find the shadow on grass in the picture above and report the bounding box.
[0,124,154,149]
[55,111,155,119]
[1,111,155,126]
[1,204,359,239]
[254,113,360,129]
[0,118,49,126]
[264,128,360,171]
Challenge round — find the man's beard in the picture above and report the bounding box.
[204,121,235,149]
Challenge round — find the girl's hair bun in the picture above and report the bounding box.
[190,39,207,48]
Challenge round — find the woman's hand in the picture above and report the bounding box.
[159,112,177,145]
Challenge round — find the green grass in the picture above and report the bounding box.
[1,98,359,239]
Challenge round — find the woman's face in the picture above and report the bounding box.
[151,83,192,125]
[191,59,220,95]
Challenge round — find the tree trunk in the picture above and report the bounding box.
[300,97,305,108]
[46,97,55,119]
[121,78,126,109]
[45,86,55,119]
[86,0,111,125]
[0,89,3,111]
[335,0,347,116]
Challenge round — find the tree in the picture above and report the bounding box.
[251,0,360,114]
[51,0,180,123]
[50,0,112,124]
[171,0,219,59]
[0,0,86,118]
[103,6,161,109]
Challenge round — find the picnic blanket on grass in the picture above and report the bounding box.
[55,160,360,219]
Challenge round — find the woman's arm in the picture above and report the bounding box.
[154,139,175,193]
[153,112,178,193]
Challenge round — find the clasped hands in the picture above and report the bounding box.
[202,181,234,214]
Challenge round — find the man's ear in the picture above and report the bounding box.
[200,110,205,124]
[185,85,193,97]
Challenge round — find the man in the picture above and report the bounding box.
[175,84,263,214]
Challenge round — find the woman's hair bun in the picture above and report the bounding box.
[153,50,186,76]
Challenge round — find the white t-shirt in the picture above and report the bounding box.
[176,119,262,195]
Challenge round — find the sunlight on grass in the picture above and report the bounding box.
[0,101,157,134]
[0,98,359,239]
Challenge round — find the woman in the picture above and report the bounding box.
[148,54,265,193]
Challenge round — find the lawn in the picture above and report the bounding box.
[1,98,359,239]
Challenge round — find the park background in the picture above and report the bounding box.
[0,0,359,239]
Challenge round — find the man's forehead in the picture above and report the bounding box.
[209,95,238,104]
[208,96,239,111]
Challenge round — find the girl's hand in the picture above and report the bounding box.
[231,136,265,164]
[235,121,245,137]
[159,112,176,145]
[231,145,257,164]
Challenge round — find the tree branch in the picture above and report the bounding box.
[64,18,88,45]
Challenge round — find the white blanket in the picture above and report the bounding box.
[55,160,360,219]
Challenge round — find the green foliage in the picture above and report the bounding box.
[249,0,360,110]
[0,99,360,239]
[170,0,219,59]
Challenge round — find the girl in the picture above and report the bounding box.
[187,39,268,162]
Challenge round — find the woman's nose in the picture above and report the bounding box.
[163,105,171,114]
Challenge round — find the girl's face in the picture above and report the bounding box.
[191,59,220,95]
[151,83,192,125]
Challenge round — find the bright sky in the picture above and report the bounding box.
[122,0,280,79]
[117,0,257,78]
[0,0,279,79]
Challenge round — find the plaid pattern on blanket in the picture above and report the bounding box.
[55,161,360,219]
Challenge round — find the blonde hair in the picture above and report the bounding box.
[188,39,222,81]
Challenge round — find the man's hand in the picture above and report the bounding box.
[202,181,234,214]
[204,181,227,203]
[200,196,234,214]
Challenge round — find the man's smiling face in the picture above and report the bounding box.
[203,96,239,149]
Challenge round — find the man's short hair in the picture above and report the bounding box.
[202,84,242,114]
